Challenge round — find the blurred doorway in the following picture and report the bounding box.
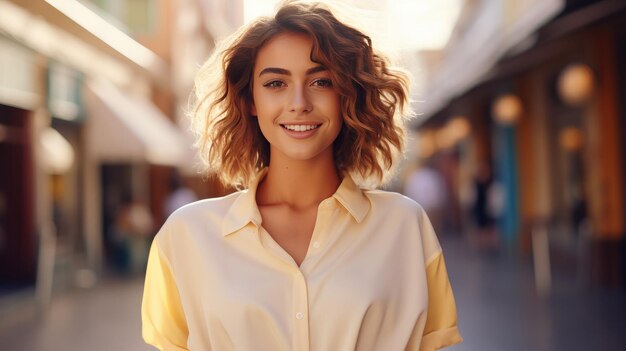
[100,164,134,268]
[0,105,35,292]
[547,66,589,241]
[100,163,153,273]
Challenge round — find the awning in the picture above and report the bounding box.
[415,0,565,123]
[84,79,194,167]
[1,0,168,88]
[40,127,75,174]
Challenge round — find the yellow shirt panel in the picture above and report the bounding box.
[142,172,461,350]
[142,240,189,350]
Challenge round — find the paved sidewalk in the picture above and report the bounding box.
[442,234,626,351]
[0,235,624,351]
[0,277,153,351]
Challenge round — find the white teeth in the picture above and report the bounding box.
[283,124,320,132]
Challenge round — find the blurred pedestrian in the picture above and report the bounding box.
[142,2,462,350]
[163,171,197,218]
[111,194,154,275]
[468,162,501,248]
[403,161,447,231]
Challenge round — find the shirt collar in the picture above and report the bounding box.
[221,169,266,237]
[221,169,371,237]
[332,174,371,223]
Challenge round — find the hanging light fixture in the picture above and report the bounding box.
[447,116,471,143]
[435,126,455,150]
[492,93,523,125]
[557,63,595,106]
[417,130,436,159]
[559,127,584,151]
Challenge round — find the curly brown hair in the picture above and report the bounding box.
[191,1,412,188]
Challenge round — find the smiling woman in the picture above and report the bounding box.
[192,0,411,188]
[142,1,462,350]
[251,32,342,164]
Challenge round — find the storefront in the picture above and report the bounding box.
[415,1,626,287]
[0,38,39,291]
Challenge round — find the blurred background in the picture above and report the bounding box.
[0,0,625,350]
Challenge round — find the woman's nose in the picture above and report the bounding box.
[289,86,312,114]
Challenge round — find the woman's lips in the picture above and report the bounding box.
[280,123,322,139]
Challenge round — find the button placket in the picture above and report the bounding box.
[307,199,334,256]
[292,270,310,350]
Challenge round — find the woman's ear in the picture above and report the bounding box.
[250,101,257,117]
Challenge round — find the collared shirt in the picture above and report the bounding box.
[142,170,462,351]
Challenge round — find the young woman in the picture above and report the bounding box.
[142,2,462,350]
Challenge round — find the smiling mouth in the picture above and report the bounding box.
[280,124,322,132]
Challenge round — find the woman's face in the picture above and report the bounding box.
[251,31,342,164]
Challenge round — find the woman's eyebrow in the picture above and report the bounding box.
[258,66,327,77]
[259,67,289,77]
[306,66,327,75]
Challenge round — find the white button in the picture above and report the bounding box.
[312,241,320,249]
[295,312,304,320]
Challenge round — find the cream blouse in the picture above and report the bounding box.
[142,170,462,350]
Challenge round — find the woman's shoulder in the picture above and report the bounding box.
[365,189,441,258]
[162,190,243,230]
[154,190,245,251]
[364,188,425,213]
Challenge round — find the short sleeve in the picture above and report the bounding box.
[142,239,189,350]
[420,252,463,350]
[418,207,463,350]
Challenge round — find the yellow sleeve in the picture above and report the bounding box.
[142,240,189,351]
[419,252,463,351]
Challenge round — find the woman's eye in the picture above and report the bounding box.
[263,80,285,88]
[312,78,333,88]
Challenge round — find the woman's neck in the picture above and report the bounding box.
[256,154,340,210]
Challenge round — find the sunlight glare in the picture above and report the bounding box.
[243,0,463,51]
